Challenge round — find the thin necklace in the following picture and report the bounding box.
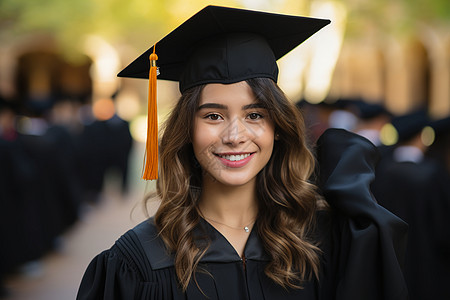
[203,216,256,233]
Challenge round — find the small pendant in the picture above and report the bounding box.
[244,226,249,233]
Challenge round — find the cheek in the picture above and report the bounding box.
[262,136,275,157]
[192,122,218,159]
[253,123,275,150]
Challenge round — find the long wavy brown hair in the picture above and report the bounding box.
[151,77,321,291]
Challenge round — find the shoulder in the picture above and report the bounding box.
[129,218,175,270]
[77,219,178,299]
[95,218,171,272]
[315,128,379,181]
[131,217,158,237]
[315,129,380,210]
[316,129,408,222]
[86,218,174,278]
[99,221,156,275]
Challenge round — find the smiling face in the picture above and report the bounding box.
[192,81,275,188]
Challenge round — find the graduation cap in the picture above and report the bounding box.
[391,109,431,143]
[431,116,450,136]
[352,100,391,120]
[118,5,330,180]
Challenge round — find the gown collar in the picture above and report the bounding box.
[132,217,270,270]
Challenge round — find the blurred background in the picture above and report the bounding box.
[0,0,449,299]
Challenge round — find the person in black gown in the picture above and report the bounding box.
[77,6,408,300]
[372,110,450,300]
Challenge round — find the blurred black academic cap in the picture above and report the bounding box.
[352,99,392,120]
[431,116,450,136]
[326,98,358,109]
[391,109,430,143]
[321,97,363,114]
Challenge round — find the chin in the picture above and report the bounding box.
[205,171,257,187]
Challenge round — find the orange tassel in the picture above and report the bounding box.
[142,46,159,180]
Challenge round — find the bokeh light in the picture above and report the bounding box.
[380,123,398,146]
[421,125,435,147]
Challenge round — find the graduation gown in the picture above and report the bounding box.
[77,129,408,300]
[372,150,450,300]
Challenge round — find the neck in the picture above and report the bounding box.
[199,177,258,227]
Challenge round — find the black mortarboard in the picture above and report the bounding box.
[118,5,330,91]
[391,109,430,143]
[118,5,330,180]
[431,116,450,136]
[352,99,391,120]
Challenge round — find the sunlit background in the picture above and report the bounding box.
[0,0,449,299]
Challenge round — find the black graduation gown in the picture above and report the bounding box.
[372,153,450,300]
[76,115,133,200]
[77,129,408,300]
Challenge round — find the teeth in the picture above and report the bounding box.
[219,153,251,161]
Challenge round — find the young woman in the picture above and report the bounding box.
[77,6,408,300]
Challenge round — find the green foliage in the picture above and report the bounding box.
[0,0,169,48]
[0,0,448,51]
[340,0,449,38]
[406,0,450,20]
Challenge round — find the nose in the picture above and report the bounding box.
[221,118,251,146]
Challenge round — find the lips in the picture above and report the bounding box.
[214,152,255,168]
[216,153,251,161]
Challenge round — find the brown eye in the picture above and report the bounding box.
[206,113,223,121]
[248,113,263,120]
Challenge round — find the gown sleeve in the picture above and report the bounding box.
[315,129,409,300]
[76,229,175,300]
[77,248,139,300]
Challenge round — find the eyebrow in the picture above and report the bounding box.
[242,103,266,110]
[197,102,266,111]
[197,103,227,110]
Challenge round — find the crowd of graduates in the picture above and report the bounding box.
[0,95,133,296]
[298,98,450,300]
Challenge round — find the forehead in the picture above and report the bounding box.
[199,81,257,106]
